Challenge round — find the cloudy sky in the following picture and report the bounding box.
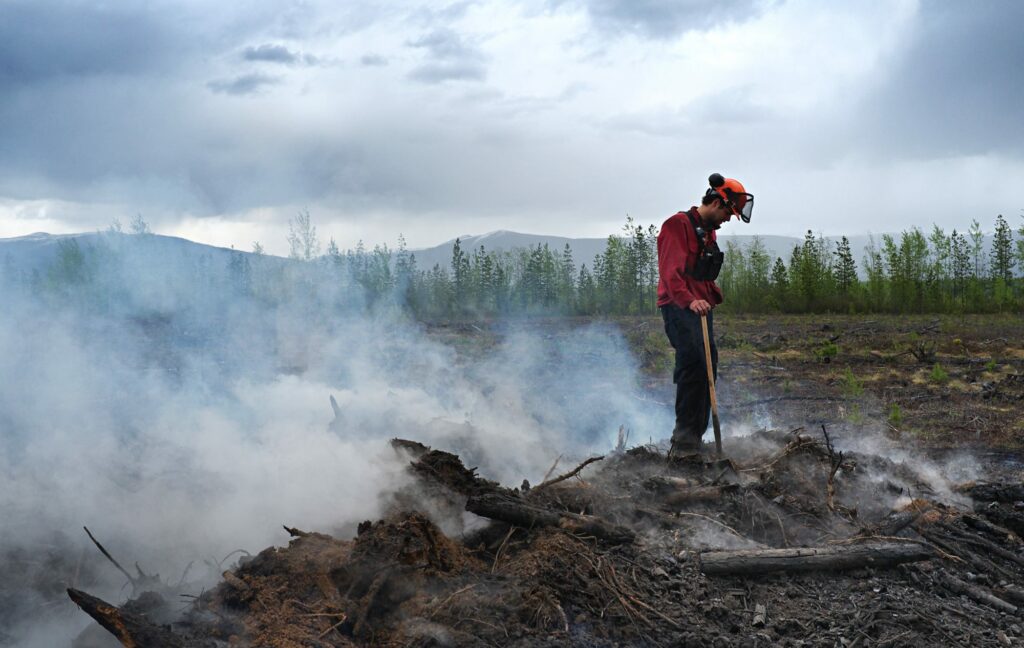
[1,0,1021,254]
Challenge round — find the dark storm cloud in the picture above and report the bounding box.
[406,28,487,83]
[0,1,180,87]
[856,0,1024,158]
[242,43,319,66]
[207,73,281,95]
[556,0,767,39]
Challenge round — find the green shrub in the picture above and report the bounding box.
[841,368,864,398]
[888,403,902,427]
[985,359,998,372]
[929,363,949,385]
[816,341,839,362]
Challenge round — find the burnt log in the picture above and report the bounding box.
[963,514,1020,542]
[466,493,634,544]
[67,588,192,648]
[960,482,1024,503]
[977,505,1024,538]
[699,542,933,576]
[937,572,1018,614]
[873,509,921,536]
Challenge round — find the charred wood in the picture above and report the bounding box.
[936,572,1018,615]
[963,513,1020,542]
[66,588,197,648]
[961,483,1024,503]
[699,542,933,576]
[466,493,635,544]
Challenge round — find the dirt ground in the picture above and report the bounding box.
[628,313,1024,451]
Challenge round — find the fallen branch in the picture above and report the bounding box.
[467,492,634,544]
[83,526,136,588]
[820,425,844,513]
[67,588,189,647]
[958,482,1024,503]
[532,455,605,493]
[936,572,1017,615]
[699,542,933,576]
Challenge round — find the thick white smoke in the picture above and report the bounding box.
[0,235,671,646]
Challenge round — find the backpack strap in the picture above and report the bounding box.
[685,211,708,256]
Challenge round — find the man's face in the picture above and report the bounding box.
[707,200,734,229]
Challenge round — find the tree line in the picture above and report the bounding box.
[316,213,1024,317]
[9,211,1024,319]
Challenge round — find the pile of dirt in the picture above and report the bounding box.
[69,430,1024,647]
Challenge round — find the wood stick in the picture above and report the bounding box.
[467,493,634,544]
[937,572,1017,614]
[700,313,723,456]
[532,455,604,492]
[540,455,563,484]
[67,588,188,647]
[83,526,135,587]
[699,542,933,576]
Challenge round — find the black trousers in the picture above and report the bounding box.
[660,303,718,443]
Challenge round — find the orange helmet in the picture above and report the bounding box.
[706,173,754,223]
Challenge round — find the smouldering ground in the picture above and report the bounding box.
[429,314,1024,451]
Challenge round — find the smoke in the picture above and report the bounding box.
[0,235,670,646]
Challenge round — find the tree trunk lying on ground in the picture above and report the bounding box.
[937,572,1018,614]
[466,492,635,544]
[960,483,1024,503]
[699,542,933,576]
[67,588,193,648]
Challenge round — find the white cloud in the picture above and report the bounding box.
[1,0,1021,249]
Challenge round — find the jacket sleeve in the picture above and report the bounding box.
[658,218,698,308]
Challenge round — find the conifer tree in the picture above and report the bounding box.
[833,236,857,294]
[990,214,1015,282]
[950,229,970,307]
[769,256,789,310]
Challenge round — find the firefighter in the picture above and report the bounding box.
[657,173,753,456]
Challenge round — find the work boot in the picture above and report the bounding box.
[667,427,702,459]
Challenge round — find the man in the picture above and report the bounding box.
[657,173,753,456]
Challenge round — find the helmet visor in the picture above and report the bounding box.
[729,193,754,223]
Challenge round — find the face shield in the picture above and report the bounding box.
[727,192,754,223]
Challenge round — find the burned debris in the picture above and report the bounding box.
[69,430,1024,647]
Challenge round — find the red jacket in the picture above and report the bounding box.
[657,207,724,308]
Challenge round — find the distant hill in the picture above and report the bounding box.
[0,231,255,275]
[2,229,995,280]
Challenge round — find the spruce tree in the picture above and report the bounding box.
[833,236,857,294]
[990,214,1015,282]
[769,256,789,310]
[950,229,970,307]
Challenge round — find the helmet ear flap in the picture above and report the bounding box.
[708,173,725,189]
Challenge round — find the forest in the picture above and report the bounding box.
[10,212,1024,319]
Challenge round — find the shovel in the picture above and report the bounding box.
[700,314,723,457]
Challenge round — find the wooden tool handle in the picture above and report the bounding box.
[700,314,723,456]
